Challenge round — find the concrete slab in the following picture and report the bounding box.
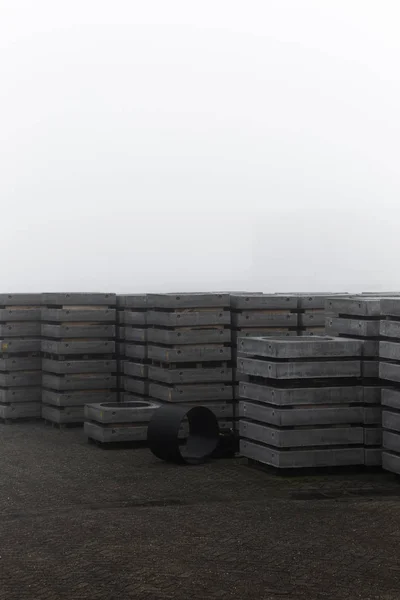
[147,310,230,327]
[148,327,231,345]
[41,324,115,339]
[239,439,364,468]
[239,381,363,405]
[380,341,400,361]
[123,362,147,378]
[0,388,42,403]
[239,400,363,427]
[325,318,380,337]
[0,294,42,306]
[42,404,84,423]
[382,410,400,433]
[84,420,149,442]
[233,328,297,339]
[326,297,382,317]
[381,320,400,339]
[0,323,41,337]
[41,340,115,355]
[383,430,400,453]
[42,358,116,374]
[0,339,41,353]
[125,344,147,360]
[0,371,41,387]
[116,295,147,309]
[148,293,230,309]
[238,356,361,379]
[149,382,233,402]
[364,406,382,425]
[124,328,147,343]
[380,298,400,317]
[148,344,231,363]
[42,389,117,407]
[363,386,383,405]
[42,308,116,322]
[238,336,362,359]
[42,373,117,391]
[124,311,147,326]
[382,388,400,409]
[362,360,380,378]
[42,293,116,306]
[239,420,363,447]
[298,312,326,327]
[230,295,298,310]
[148,365,232,384]
[364,427,382,446]
[0,308,41,322]
[380,362,400,383]
[232,312,297,328]
[84,400,160,423]
[0,402,42,420]
[364,448,382,466]
[0,357,42,371]
[124,378,148,395]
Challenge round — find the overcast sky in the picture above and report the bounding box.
[1,0,399,293]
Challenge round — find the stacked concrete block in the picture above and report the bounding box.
[119,295,148,402]
[296,294,345,336]
[41,293,117,426]
[379,299,400,474]
[0,294,42,421]
[84,399,160,443]
[238,336,364,469]
[325,296,383,465]
[147,293,234,430]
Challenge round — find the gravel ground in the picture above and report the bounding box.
[1,422,400,599]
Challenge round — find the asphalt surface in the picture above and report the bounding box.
[1,423,400,600]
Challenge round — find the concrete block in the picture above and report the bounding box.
[239,420,363,447]
[230,294,298,310]
[123,362,147,378]
[183,401,234,419]
[116,294,147,309]
[297,294,347,310]
[124,311,147,326]
[148,344,231,363]
[84,420,149,442]
[148,293,230,309]
[0,357,42,371]
[380,298,400,317]
[149,382,233,403]
[380,362,400,383]
[298,312,326,327]
[232,312,297,328]
[41,340,115,355]
[124,328,147,343]
[0,323,41,337]
[42,389,117,407]
[382,410,400,433]
[42,308,116,322]
[380,341,400,361]
[239,381,363,405]
[0,371,41,387]
[298,328,326,336]
[43,373,116,391]
[233,328,297,340]
[0,402,42,420]
[362,360,380,378]
[125,344,147,360]
[383,430,400,453]
[41,324,115,339]
[381,320,400,340]
[0,294,42,306]
[124,378,148,395]
[0,388,42,403]
[42,404,84,423]
[42,293,116,306]
[0,339,41,354]
[382,451,400,474]
[364,426,382,446]
[238,336,362,359]
[326,297,382,317]
[240,439,364,468]
[239,400,364,427]
[148,365,232,384]
[84,400,159,423]
[364,406,382,425]
[147,309,230,327]
[325,317,380,337]
[382,388,400,409]
[364,448,382,466]
[0,308,41,321]
[147,327,231,345]
[238,356,361,379]
[42,358,116,374]
[363,386,382,405]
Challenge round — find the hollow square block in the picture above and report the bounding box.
[238,336,362,359]
[84,400,160,424]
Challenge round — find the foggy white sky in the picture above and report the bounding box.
[1,0,399,293]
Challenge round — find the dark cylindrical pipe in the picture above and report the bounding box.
[147,404,219,465]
